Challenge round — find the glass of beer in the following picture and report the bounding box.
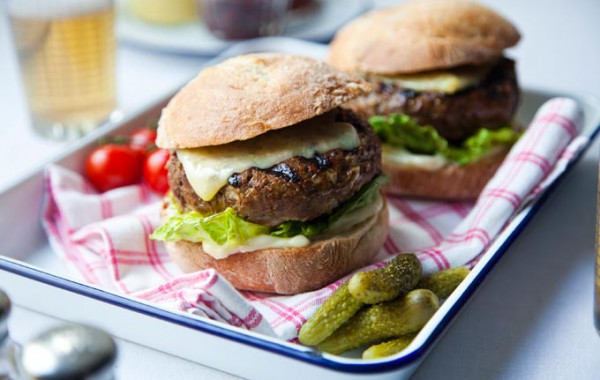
[7,0,117,140]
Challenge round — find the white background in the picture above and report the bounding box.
[1,0,600,379]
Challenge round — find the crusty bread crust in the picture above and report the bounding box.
[329,0,521,75]
[165,200,389,295]
[383,149,508,200]
[156,53,371,149]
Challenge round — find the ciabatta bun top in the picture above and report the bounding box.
[157,53,371,149]
[329,0,521,75]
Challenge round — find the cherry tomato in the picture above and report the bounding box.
[130,127,157,153]
[85,144,144,192]
[143,149,170,194]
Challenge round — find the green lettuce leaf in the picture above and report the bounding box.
[370,114,447,155]
[369,114,521,165]
[150,207,269,247]
[270,219,328,238]
[328,175,387,225]
[271,175,387,238]
[445,127,522,165]
[151,176,387,245]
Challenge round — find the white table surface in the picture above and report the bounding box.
[1,0,600,379]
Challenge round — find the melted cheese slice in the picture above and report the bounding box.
[374,65,492,94]
[383,145,449,170]
[203,235,310,259]
[177,116,361,201]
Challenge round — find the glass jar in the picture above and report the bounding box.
[201,0,289,40]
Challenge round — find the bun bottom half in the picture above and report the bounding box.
[165,200,389,295]
[383,149,508,200]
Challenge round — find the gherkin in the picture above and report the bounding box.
[317,289,439,355]
[363,334,416,359]
[298,283,363,346]
[418,266,470,299]
[347,254,422,304]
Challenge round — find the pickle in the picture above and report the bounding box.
[316,289,439,355]
[347,254,422,304]
[418,266,470,299]
[298,283,364,346]
[362,334,416,359]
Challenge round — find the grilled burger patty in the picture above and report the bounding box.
[168,108,382,227]
[347,57,519,143]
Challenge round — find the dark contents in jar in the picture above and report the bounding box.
[289,0,315,10]
[202,0,288,40]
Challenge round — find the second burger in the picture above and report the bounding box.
[151,53,388,295]
[329,0,523,200]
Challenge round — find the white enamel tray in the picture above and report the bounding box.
[1,38,599,380]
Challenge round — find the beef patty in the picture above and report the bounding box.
[168,108,382,227]
[347,57,519,143]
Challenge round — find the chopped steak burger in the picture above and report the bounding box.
[151,53,388,294]
[329,0,522,199]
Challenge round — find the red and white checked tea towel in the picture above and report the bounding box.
[42,98,586,341]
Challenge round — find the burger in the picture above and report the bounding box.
[151,53,388,294]
[328,0,522,199]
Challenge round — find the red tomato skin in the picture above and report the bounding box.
[130,128,157,153]
[85,145,144,192]
[143,149,170,194]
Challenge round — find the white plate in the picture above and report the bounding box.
[117,0,371,55]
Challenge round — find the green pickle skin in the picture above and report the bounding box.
[298,283,364,346]
[362,334,416,359]
[347,254,422,304]
[418,266,470,299]
[316,289,439,355]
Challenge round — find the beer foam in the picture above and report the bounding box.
[8,0,112,19]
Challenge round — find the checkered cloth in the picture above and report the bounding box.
[42,98,586,341]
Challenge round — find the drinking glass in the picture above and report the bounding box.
[7,0,117,140]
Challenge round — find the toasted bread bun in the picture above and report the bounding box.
[329,0,521,75]
[165,200,389,294]
[157,53,371,149]
[383,148,508,200]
